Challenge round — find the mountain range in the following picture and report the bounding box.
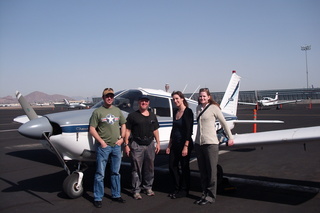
[0,91,75,104]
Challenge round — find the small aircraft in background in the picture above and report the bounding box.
[239,92,301,109]
[13,71,320,199]
[63,99,87,109]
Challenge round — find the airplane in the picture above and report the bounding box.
[13,71,320,199]
[239,92,301,109]
[63,99,87,109]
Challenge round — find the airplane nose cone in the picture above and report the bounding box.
[18,117,53,139]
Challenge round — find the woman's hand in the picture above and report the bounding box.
[182,146,188,156]
[166,147,170,154]
[228,139,234,146]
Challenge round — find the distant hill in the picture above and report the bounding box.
[0,91,74,104]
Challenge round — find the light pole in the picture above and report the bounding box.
[301,45,311,88]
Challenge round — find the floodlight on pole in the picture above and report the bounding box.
[301,45,311,88]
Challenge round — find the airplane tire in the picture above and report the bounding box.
[63,173,84,199]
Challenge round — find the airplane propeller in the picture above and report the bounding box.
[15,91,84,198]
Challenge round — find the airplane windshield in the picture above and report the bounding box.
[92,89,173,117]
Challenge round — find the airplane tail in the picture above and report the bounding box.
[274,92,279,101]
[64,99,70,106]
[220,71,241,116]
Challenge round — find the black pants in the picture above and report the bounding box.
[168,145,191,193]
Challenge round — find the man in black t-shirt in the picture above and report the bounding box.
[124,95,160,200]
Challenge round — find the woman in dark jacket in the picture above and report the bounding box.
[166,91,194,199]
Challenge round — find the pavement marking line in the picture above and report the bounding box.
[4,143,42,150]
[0,129,18,133]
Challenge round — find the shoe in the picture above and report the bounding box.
[146,189,155,196]
[175,191,188,198]
[194,198,203,204]
[198,199,212,205]
[133,193,142,200]
[170,193,177,199]
[168,190,179,199]
[194,194,207,204]
[93,201,102,208]
[112,197,126,203]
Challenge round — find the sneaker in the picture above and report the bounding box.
[133,193,142,200]
[112,197,126,203]
[93,201,102,208]
[146,189,155,196]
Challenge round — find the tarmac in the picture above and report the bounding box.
[0,104,320,213]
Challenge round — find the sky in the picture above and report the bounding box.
[0,0,319,98]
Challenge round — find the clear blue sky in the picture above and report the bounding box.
[1,0,319,98]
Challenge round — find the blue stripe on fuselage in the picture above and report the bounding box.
[60,117,236,133]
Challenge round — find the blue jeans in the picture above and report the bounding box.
[94,145,122,201]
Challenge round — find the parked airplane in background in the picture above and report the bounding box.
[13,71,320,199]
[63,99,86,109]
[239,92,301,109]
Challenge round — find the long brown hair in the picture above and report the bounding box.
[171,91,188,108]
[198,88,220,108]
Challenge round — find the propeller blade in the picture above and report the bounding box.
[15,91,38,120]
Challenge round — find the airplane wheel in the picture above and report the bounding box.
[217,164,223,185]
[63,173,84,199]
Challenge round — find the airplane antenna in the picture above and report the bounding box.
[189,85,200,100]
[182,84,188,93]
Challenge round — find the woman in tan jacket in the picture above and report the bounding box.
[194,88,234,205]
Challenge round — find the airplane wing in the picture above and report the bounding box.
[220,126,320,149]
[234,120,284,124]
[277,100,301,105]
[238,102,257,106]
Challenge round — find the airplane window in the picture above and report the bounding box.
[92,90,172,117]
[148,96,171,117]
[114,90,143,113]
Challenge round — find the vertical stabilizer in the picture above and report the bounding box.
[274,92,279,101]
[220,71,241,116]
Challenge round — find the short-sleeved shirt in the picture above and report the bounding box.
[126,110,159,140]
[89,106,126,146]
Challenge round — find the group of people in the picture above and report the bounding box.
[89,87,234,208]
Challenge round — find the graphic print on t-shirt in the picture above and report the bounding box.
[101,114,119,125]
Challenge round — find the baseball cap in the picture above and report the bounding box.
[138,95,150,101]
[102,88,114,96]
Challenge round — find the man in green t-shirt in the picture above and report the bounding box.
[89,88,126,208]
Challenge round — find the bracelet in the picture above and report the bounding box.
[123,143,129,147]
[184,145,188,147]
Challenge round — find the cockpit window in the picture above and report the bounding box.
[114,90,143,113]
[92,89,173,117]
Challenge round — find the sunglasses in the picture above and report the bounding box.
[103,94,114,98]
